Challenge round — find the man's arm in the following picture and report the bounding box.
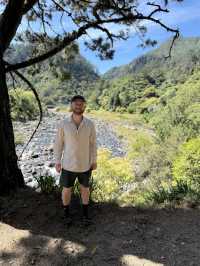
[90,122,97,169]
[53,120,64,172]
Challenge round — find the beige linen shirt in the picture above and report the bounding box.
[53,113,97,172]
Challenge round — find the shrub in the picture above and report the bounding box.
[145,180,192,204]
[91,148,134,202]
[145,138,200,205]
[9,88,40,121]
[115,106,127,113]
[184,103,200,137]
[142,86,159,98]
[137,97,159,114]
[172,137,200,192]
[33,175,57,194]
[127,102,136,114]
[150,81,200,141]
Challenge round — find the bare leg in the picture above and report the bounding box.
[61,187,73,224]
[80,185,90,204]
[80,185,90,221]
[62,187,72,205]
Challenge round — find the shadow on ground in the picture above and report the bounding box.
[0,186,200,266]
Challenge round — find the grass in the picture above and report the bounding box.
[88,109,144,125]
[109,120,156,161]
[55,106,144,125]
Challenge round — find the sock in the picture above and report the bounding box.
[63,204,69,217]
[82,204,89,218]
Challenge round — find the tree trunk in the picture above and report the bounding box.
[0,55,25,195]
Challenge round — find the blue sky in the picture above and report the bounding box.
[77,0,200,74]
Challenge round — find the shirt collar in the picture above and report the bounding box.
[69,113,85,125]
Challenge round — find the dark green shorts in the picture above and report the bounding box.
[59,168,92,188]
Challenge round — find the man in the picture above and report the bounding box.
[53,95,97,226]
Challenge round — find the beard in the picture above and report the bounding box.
[73,109,84,114]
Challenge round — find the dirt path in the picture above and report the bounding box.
[1,187,200,266]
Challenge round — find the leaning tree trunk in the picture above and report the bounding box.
[0,55,25,195]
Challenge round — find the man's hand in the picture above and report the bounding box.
[55,163,61,173]
[90,162,97,170]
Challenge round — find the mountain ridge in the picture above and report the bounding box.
[103,36,200,82]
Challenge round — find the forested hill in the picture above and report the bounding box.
[6,43,99,82]
[7,37,200,112]
[86,37,200,113]
[103,37,200,83]
[5,43,99,106]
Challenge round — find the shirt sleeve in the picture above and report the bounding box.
[53,120,64,164]
[90,122,97,164]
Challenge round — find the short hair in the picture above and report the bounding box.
[70,95,86,103]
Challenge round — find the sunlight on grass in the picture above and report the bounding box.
[55,106,144,126]
[88,109,143,125]
[112,124,155,160]
[91,148,134,202]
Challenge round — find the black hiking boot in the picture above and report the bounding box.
[62,204,72,226]
[64,215,72,226]
[81,215,92,226]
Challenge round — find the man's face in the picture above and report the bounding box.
[71,99,86,114]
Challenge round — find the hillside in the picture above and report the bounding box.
[87,37,200,113]
[6,43,99,82]
[103,37,200,84]
[7,37,200,119]
[5,43,99,106]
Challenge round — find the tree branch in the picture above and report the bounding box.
[147,2,169,17]
[143,14,180,57]
[23,0,38,14]
[6,12,180,72]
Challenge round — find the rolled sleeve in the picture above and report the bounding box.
[53,120,64,164]
[90,122,97,164]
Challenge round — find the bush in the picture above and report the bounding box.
[137,97,159,114]
[91,148,134,202]
[33,175,58,194]
[144,138,200,205]
[145,180,192,204]
[142,86,159,98]
[127,102,136,114]
[150,80,200,141]
[172,137,200,192]
[115,106,127,113]
[9,88,40,121]
[184,103,200,137]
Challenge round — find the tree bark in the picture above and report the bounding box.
[0,55,25,195]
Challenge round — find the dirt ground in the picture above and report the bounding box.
[0,186,200,266]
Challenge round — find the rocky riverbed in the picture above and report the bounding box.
[14,110,127,188]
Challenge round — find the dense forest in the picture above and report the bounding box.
[87,37,200,111]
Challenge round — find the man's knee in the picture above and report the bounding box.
[62,187,72,193]
[80,185,90,193]
[62,187,72,199]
